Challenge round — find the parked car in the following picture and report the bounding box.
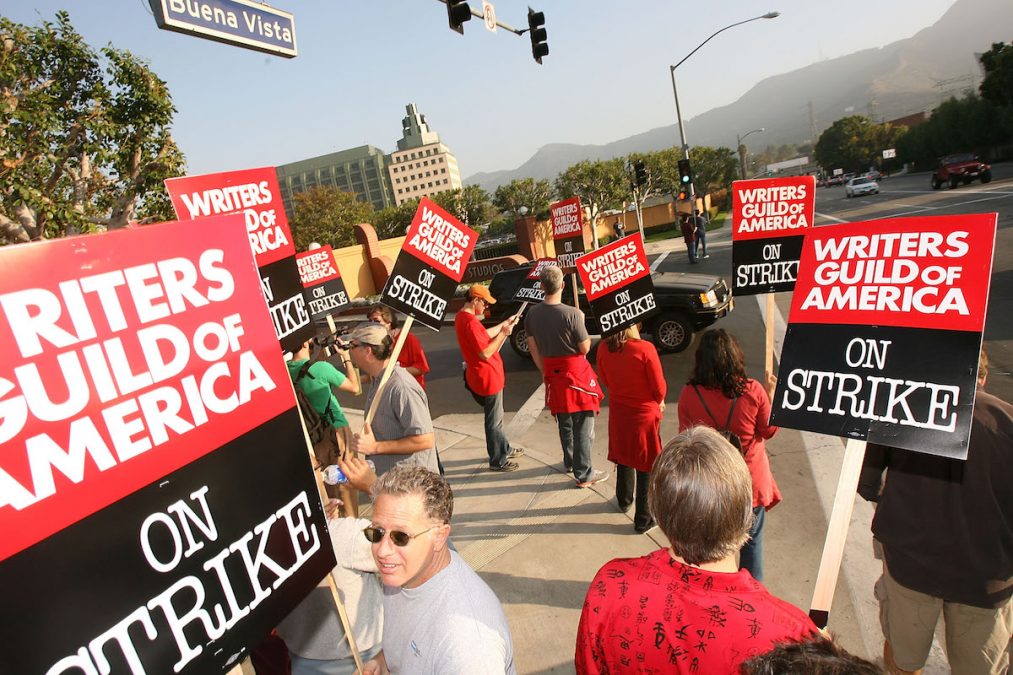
[483,262,734,357]
[845,176,880,198]
[827,174,845,187]
[931,154,992,189]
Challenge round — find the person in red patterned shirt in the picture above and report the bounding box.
[368,304,430,390]
[575,426,816,674]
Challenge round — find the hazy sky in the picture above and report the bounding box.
[8,0,957,179]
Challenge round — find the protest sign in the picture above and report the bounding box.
[551,197,586,268]
[731,175,814,296]
[0,216,335,674]
[575,236,657,336]
[770,213,996,460]
[512,258,559,303]
[296,246,350,319]
[380,197,478,331]
[165,166,313,353]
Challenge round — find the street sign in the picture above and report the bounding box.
[482,1,497,32]
[883,148,897,159]
[148,0,297,58]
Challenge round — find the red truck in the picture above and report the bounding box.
[931,153,992,189]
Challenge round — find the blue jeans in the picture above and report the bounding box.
[484,389,512,468]
[740,505,765,581]
[556,411,595,482]
[696,229,707,256]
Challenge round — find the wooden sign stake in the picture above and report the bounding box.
[808,437,868,628]
[364,316,414,426]
[764,293,776,378]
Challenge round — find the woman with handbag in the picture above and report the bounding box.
[596,324,666,533]
[677,328,779,580]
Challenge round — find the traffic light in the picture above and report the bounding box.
[677,158,693,186]
[527,8,548,64]
[678,190,688,201]
[634,160,648,187]
[447,0,471,34]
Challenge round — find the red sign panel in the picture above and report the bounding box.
[296,246,341,286]
[732,176,815,242]
[576,236,657,336]
[402,198,477,283]
[788,214,994,332]
[0,215,293,561]
[165,166,295,267]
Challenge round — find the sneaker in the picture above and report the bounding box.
[702,254,710,259]
[575,469,609,488]
[489,461,519,472]
[507,448,525,458]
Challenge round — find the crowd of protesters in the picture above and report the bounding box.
[266,261,1010,675]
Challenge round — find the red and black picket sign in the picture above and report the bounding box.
[551,197,586,269]
[296,246,351,320]
[770,213,997,459]
[0,217,334,673]
[165,166,314,353]
[575,236,657,337]
[380,198,478,330]
[731,176,815,296]
[512,258,559,303]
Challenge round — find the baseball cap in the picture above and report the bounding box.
[468,284,496,304]
[348,321,389,346]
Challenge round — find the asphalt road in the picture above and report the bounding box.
[337,163,1013,417]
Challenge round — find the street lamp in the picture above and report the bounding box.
[736,128,765,180]
[669,11,780,203]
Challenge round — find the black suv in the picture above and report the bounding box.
[484,262,733,357]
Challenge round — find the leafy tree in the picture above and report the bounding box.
[979,42,1013,108]
[814,116,903,173]
[1,12,185,244]
[289,186,373,250]
[430,185,494,228]
[492,178,552,219]
[373,198,420,240]
[896,94,1013,167]
[554,159,625,246]
[688,146,739,197]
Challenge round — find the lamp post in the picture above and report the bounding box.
[669,11,780,204]
[736,128,765,180]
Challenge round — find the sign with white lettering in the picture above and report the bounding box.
[731,175,815,296]
[0,216,334,673]
[165,167,313,353]
[770,214,997,459]
[296,246,350,320]
[381,198,478,330]
[149,0,297,58]
[512,258,558,303]
[575,236,657,336]
[551,197,586,268]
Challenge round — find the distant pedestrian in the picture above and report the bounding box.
[612,219,625,242]
[693,209,709,258]
[575,427,816,674]
[596,324,665,533]
[679,213,697,263]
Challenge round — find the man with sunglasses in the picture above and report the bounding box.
[366,464,516,674]
[455,284,523,473]
[347,322,439,479]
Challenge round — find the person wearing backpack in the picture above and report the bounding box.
[676,329,778,581]
[288,337,359,475]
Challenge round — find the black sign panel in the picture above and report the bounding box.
[260,255,314,353]
[732,235,805,295]
[772,324,980,459]
[591,274,659,336]
[381,253,456,330]
[0,411,335,674]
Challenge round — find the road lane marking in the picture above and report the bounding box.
[650,251,669,272]
[816,211,850,224]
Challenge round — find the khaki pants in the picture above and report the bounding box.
[877,562,1013,674]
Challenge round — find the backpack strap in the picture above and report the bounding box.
[693,384,738,434]
[295,361,334,423]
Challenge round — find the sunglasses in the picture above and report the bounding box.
[362,525,436,547]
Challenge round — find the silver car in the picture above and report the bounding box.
[845,176,879,197]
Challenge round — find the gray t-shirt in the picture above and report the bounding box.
[365,364,438,477]
[383,551,516,674]
[524,301,589,357]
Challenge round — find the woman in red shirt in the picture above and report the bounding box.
[677,328,778,581]
[596,325,666,533]
[367,304,430,389]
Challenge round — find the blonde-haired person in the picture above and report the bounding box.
[575,427,816,674]
[595,324,665,533]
